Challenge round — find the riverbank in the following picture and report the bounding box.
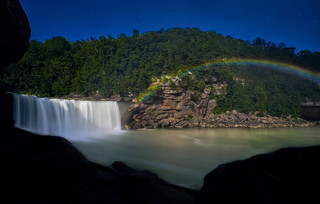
[37,78,317,129]
[125,80,314,129]
[126,104,314,129]
[60,93,133,102]
[58,93,315,129]
[25,92,315,129]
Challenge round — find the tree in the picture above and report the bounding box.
[1,27,319,119]
[132,29,140,37]
[43,37,71,58]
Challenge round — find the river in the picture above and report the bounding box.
[12,94,320,189]
[71,127,320,189]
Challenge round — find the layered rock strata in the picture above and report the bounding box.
[126,79,312,129]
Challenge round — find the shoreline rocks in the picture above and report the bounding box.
[60,93,133,102]
[126,79,314,129]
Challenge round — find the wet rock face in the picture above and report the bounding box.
[0,0,30,69]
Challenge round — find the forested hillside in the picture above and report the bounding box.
[1,27,320,117]
[173,65,320,117]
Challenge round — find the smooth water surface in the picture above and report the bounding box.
[72,127,320,189]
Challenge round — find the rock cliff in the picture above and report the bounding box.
[0,0,30,129]
[126,76,312,129]
[0,0,30,70]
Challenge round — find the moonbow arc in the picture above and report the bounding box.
[137,58,320,103]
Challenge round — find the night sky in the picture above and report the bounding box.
[20,0,320,52]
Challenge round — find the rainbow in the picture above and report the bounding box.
[137,58,320,103]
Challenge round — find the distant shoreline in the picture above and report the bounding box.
[39,94,318,129]
[59,93,133,102]
[125,105,316,129]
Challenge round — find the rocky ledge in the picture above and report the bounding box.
[60,93,133,102]
[126,79,313,129]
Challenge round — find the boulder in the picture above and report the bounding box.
[0,0,30,69]
[160,118,170,127]
[0,0,30,128]
[196,145,320,204]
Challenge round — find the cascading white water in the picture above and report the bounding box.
[13,94,121,139]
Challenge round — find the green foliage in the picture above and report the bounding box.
[189,92,201,103]
[1,28,320,118]
[143,85,163,103]
[168,79,178,90]
[209,86,216,99]
[211,65,320,117]
[178,73,206,92]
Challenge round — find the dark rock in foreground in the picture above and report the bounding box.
[1,126,320,203]
[0,127,196,203]
[0,0,30,69]
[196,145,320,204]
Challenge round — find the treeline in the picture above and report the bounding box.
[1,27,320,117]
[1,27,319,98]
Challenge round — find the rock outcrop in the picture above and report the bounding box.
[60,93,133,102]
[196,145,320,204]
[126,77,313,129]
[0,0,30,70]
[0,0,30,129]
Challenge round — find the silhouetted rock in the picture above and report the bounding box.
[196,145,320,204]
[0,0,30,70]
[0,92,13,130]
[0,0,30,128]
[0,127,196,203]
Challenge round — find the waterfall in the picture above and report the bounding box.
[13,94,121,139]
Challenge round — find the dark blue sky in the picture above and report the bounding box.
[20,0,320,52]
